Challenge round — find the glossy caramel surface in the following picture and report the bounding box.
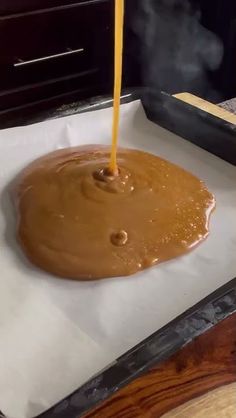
[15,146,215,280]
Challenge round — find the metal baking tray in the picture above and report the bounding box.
[1,90,236,418]
[142,90,236,166]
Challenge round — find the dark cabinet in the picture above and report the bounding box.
[0,0,113,112]
[0,0,99,17]
[1,0,236,125]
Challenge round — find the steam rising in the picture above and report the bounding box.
[132,0,223,101]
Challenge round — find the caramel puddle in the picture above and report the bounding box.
[15,145,215,280]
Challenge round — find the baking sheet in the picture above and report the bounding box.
[0,100,235,418]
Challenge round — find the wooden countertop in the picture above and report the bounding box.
[83,313,236,417]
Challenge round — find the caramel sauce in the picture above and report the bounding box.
[15,146,215,279]
[15,0,215,279]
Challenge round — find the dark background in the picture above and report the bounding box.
[0,0,236,125]
[125,0,236,102]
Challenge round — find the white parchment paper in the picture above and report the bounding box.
[0,101,235,418]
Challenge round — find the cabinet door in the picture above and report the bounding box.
[0,0,98,15]
[0,0,113,109]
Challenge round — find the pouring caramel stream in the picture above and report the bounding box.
[109,0,124,175]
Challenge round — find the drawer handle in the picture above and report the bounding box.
[14,47,84,67]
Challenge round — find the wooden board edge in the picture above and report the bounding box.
[173,92,236,125]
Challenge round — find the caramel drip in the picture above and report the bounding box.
[109,0,125,175]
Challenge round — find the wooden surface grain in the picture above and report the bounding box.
[174,92,236,124]
[83,313,236,418]
[162,382,236,417]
